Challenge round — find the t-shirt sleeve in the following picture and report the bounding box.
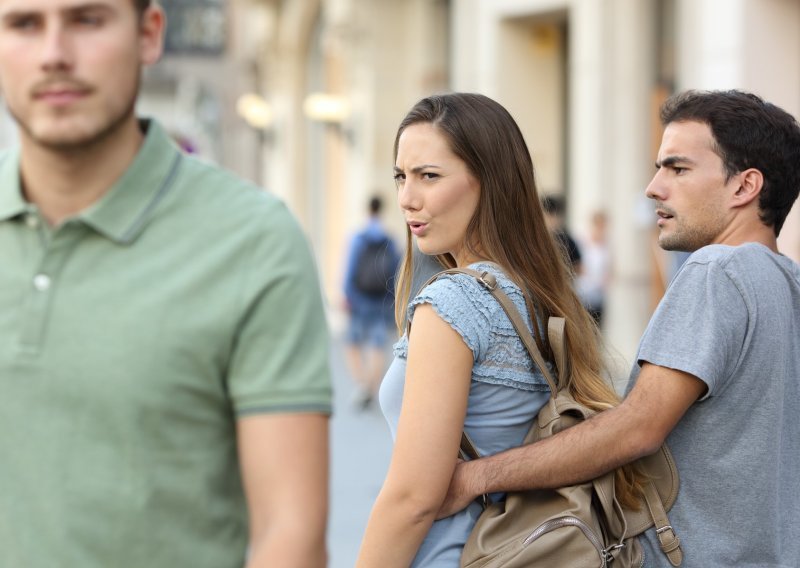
[227,202,332,416]
[637,259,748,398]
[404,274,491,360]
[396,271,550,392]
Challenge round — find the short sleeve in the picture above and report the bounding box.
[227,202,332,416]
[408,275,491,359]
[395,266,551,392]
[637,258,748,398]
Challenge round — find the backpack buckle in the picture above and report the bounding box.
[603,542,626,563]
[477,271,497,291]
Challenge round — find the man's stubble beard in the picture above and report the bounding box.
[658,213,723,253]
[10,71,141,156]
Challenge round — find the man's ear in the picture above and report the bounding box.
[139,5,166,66]
[731,168,764,209]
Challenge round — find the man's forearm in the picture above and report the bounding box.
[438,366,701,520]
[469,408,643,495]
[450,400,659,513]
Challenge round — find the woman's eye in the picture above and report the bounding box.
[421,172,439,180]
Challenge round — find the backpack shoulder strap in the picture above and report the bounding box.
[547,316,568,389]
[445,267,559,395]
[642,480,683,566]
[437,272,684,565]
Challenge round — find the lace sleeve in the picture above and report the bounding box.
[394,266,551,392]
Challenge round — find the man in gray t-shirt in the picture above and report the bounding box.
[436,89,800,566]
[629,243,800,566]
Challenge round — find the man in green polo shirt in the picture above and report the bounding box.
[0,1,332,567]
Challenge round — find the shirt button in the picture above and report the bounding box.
[25,215,39,229]
[32,274,51,291]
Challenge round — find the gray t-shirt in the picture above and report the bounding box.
[379,262,550,567]
[626,243,800,567]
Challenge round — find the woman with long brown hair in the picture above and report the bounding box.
[356,93,637,567]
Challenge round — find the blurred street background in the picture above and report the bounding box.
[327,327,393,567]
[1,0,795,356]
[1,0,798,562]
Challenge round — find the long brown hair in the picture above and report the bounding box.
[393,93,643,507]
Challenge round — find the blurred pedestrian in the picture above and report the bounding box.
[542,194,582,276]
[576,210,611,326]
[436,89,800,567]
[343,196,401,409]
[356,93,641,567]
[0,2,331,568]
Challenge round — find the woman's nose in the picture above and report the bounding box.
[397,181,420,212]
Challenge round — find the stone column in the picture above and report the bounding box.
[579,0,656,364]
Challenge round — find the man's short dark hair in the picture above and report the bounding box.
[661,89,800,236]
[369,196,382,215]
[541,194,565,216]
[134,0,152,14]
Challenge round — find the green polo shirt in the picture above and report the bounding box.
[0,120,332,568]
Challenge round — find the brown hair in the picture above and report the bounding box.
[134,0,152,14]
[393,93,644,507]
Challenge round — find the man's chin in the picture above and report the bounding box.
[658,233,685,252]
[25,119,130,153]
[658,235,698,253]
[22,119,95,149]
[34,133,95,151]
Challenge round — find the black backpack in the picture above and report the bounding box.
[354,237,395,297]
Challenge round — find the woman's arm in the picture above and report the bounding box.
[356,304,474,567]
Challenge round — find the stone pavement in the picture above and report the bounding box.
[327,332,394,568]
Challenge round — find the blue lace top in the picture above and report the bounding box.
[379,262,551,567]
[394,261,552,392]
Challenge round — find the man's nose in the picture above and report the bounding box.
[40,24,73,72]
[645,170,665,200]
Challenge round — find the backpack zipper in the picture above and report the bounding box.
[522,516,607,567]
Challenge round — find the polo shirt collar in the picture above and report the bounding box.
[0,147,28,221]
[0,120,182,243]
[81,119,183,244]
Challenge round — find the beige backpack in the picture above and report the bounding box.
[427,268,683,568]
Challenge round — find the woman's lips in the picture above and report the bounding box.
[408,222,428,236]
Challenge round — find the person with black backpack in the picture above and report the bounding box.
[343,196,401,409]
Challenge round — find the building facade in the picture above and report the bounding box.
[143,0,800,358]
[449,0,800,358]
[2,0,792,361]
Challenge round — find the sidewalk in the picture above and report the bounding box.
[327,332,394,568]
